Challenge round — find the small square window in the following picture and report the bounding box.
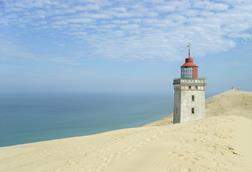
[192,108,195,114]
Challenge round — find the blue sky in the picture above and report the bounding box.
[0,0,251,94]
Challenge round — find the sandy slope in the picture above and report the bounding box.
[206,89,252,119]
[0,89,252,172]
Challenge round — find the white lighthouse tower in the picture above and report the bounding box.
[173,45,206,123]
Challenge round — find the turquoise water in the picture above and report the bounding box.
[0,93,172,147]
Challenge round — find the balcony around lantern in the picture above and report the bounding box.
[173,78,206,86]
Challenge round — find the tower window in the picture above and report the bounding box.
[192,95,195,102]
[189,86,191,89]
[192,108,195,114]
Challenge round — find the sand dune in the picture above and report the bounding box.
[206,89,252,119]
[0,89,252,172]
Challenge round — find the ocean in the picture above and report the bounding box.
[0,93,172,147]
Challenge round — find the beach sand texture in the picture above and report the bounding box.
[0,89,252,172]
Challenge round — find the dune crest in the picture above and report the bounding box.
[206,89,252,119]
[0,90,252,172]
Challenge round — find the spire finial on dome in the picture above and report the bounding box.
[187,43,191,57]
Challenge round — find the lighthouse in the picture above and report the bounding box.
[173,45,206,123]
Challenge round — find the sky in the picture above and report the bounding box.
[0,0,251,94]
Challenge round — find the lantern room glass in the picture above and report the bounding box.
[181,67,193,79]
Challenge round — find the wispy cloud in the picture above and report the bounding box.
[1,0,252,60]
[0,36,36,60]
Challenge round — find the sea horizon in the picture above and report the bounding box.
[0,93,172,147]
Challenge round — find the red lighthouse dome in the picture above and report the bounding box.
[180,45,198,79]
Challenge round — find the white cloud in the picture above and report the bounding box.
[0,0,252,60]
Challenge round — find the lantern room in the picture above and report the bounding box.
[181,57,198,79]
